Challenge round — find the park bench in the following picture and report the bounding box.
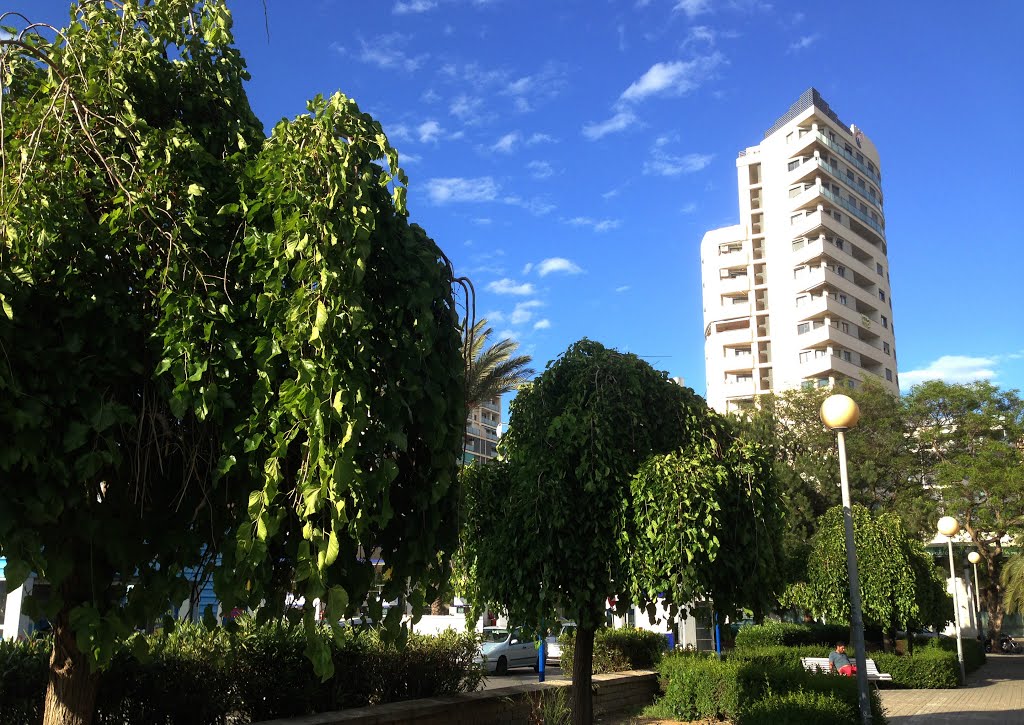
[800,657,893,684]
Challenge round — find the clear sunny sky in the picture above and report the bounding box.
[10,0,1024,407]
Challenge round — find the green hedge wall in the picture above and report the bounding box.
[0,622,483,725]
[740,690,858,725]
[872,648,959,689]
[559,627,667,674]
[734,622,850,650]
[647,652,886,724]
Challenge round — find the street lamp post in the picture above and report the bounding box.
[968,550,982,632]
[820,394,871,725]
[938,516,966,683]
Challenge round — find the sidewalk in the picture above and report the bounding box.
[880,653,1024,724]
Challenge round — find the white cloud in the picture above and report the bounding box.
[496,328,518,342]
[487,278,537,295]
[615,285,631,293]
[400,153,422,164]
[424,177,499,204]
[900,356,999,387]
[393,0,436,14]
[527,160,555,179]
[645,152,713,176]
[504,195,556,215]
[533,319,552,330]
[450,94,485,120]
[522,262,534,275]
[473,217,493,225]
[567,217,621,232]
[674,0,711,18]
[418,120,443,143]
[680,202,697,213]
[501,64,567,112]
[526,133,555,145]
[582,111,638,140]
[619,53,724,102]
[536,257,583,276]
[356,34,426,72]
[482,310,506,324]
[788,34,819,52]
[491,131,521,153]
[511,300,544,324]
[684,26,716,47]
[421,88,441,104]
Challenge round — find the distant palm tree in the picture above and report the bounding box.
[1002,554,1024,615]
[463,318,534,410]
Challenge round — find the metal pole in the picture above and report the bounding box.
[538,639,545,682]
[947,539,966,683]
[837,430,871,725]
[972,562,981,613]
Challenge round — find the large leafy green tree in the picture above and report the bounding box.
[461,339,782,725]
[793,506,952,644]
[0,3,464,724]
[905,380,1024,637]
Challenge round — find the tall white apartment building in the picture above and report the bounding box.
[701,89,899,414]
[463,396,501,465]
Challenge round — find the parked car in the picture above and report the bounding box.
[475,627,540,675]
[545,621,577,665]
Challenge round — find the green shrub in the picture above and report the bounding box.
[0,637,49,725]
[729,644,830,668]
[647,650,886,724]
[740,690,858,725]
[920,636,985,673]
[734,622,849,650]
[0,621,484,724]
[871,648,959,688]
[559,627,666,674]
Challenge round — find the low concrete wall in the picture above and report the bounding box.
[253,670,659,725]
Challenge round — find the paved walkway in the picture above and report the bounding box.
[880,653,1024,724]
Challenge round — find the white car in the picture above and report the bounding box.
[475,627,540,675]
[545,622,576,665]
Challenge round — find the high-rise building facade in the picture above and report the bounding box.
[463,396,501,464]
[701,89,899,414]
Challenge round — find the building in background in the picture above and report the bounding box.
[463,395,501,465]
[701,88,899,414]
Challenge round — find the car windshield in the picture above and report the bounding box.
[483,629,510,643]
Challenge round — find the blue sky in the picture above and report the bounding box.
[11,0,1024,409]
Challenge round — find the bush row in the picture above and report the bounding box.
[919,635,986,674]
[734,622,852,650]
[647,652,885,724]
[0,621,483,725]
[558,627,667,674]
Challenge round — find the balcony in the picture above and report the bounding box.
[815,131,882,186]
[719,274,751,295]
[723,353,755,373]
[821,187,885,238]
[814,159,883,214]
[718,249,749,267]
[708,324,755,346]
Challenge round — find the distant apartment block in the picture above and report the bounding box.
[463,396,501,464]
[701,88,899,414]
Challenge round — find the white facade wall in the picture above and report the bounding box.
[702,89,899,413]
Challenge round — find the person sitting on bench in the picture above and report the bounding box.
[829,641,857,676]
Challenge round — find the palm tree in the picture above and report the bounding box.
[463,318,534,410]
[1002,554,1024,615]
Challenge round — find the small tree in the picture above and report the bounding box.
[461,340,782,725]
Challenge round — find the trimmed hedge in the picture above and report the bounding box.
[0,622,483,725]
[872,649,959,689]
[921,635,985,673]
[740,690,858,725]
[734,622,850,650]
[646,651,886,724]
[559,627,667,674]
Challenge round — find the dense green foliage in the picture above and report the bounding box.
[0,7,465,719]
[1001,554,1024,615]
[647,652,885,724]
[871,649,959,689]
[733,622,849,650]
[788,505,952,633]
[739,690,858,725]
[0,623,483,724]
[558,628,667,674]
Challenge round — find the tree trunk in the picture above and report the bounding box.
[571,624,595,725]
[429,597,449,616]
[43,610,99,725]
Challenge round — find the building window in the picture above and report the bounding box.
[883,342,890,354]
[845,143,853,154]
[839,293,848,305]
[791,213,804,225]
[841,321,850,334]
[879,290,886,302]
[786,132,794,143]
[792,238,806,251]
[846,169,855,183]
[881,315,888,329]
[885,368,893,382]
[795,295,808,307]
[788,159,801,171]
[860,202,868,215]
[856,151,864,164]
[813,320,825,330]
[799,351,811,363]
[802,380,814,390]
[834,238,844,251]
[876,262,884,275]
[843,350,852,362]
[835,265,846,278]
[797,323,810,335]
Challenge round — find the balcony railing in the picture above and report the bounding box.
[821,188,885,238]
[815,131,882,185]
[814,160,883,213]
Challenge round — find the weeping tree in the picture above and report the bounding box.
[0,3,465,724]
[460,339,783,725]
[790,506,952,648]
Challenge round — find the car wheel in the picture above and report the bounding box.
[533,662,539,672]
[496,656,508,676]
